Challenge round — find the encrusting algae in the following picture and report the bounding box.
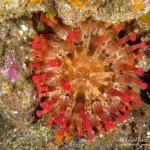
[132,0,145,11]
[68,0,88,8]
[28,0,44,3]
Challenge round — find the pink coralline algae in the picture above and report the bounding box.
[2,55,18,83]
[29,14,148,143]
[143,0,150,7]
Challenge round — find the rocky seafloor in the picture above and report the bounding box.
[0,0,150,150]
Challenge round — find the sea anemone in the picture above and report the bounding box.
[29,14,147,143]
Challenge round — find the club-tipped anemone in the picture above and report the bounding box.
[29,14,147,143]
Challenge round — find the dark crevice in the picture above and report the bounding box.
[31,96,49,124]
[87,43,96,56]
[140,70,150,104]
[31,12,53,35]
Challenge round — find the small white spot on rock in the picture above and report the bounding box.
[21,25,28,31]
[11,111,18,114]
[19,30,23,35]
[147,131,150,136]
